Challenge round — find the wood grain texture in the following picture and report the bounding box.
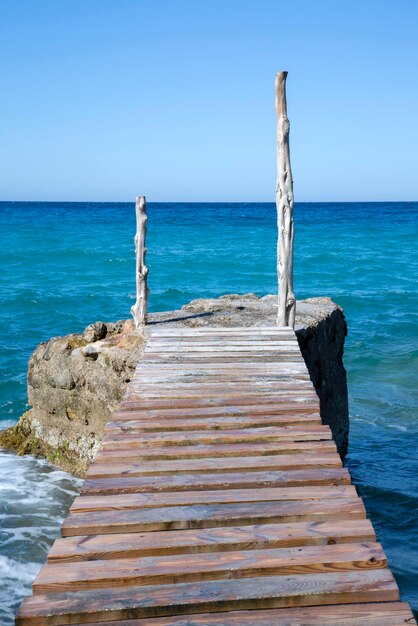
[100,426,333,451]
[275,71,295,327]
[15,570,400,625]
[105,414,322,432]
[86,454,340,479]
[106,416,323,435]
[80,467,350,496]
[111,405,320,419]
[34,542,386,593]
[49,519,377,563]
[97,440,337,461]
[122,392,318,407]
[130,195,149,327]
[16,325,415,625]
[70,485,357,513]
[62,498,365,536]
[62,603,416,626]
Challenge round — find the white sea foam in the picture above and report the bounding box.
[0,449,80,624]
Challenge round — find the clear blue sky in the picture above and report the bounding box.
[1,0,417,201]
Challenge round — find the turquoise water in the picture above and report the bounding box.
[0,201,417,622]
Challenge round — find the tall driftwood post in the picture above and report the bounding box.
[131,195,149,327]
[275,71,296,328]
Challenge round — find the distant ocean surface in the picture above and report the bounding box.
[0,201,417,622]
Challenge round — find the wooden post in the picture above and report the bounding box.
[131,195,149,326]
[275,71,296,328]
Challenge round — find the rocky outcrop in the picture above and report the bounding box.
[0,320,146,476]
[295,300,349,457]
[0,294,348,475]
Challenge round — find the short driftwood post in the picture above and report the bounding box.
[131,195,149,326]
[275,71,296,328]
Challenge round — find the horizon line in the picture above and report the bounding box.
[1,199,418,204]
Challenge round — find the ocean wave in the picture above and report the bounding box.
[0,449,80,624]
[0,555,40,625]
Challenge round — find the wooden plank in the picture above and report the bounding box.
[86,454,341,479]
[132,373,311,382]
[144,349,301,354]
[147,335,296,339]
[133,362,307,369]
[134,362,308,370]
[49,518,376,563]
[70,485,357,513]
[101,426,333,449]
[128,380,313,390]
[80,467,350,496]
[122,392,318,406]
[15,569,399,625]
[62,603,417,626]
[143,344,300,348]
[143,354,302,360]
[99,440,337,460]
[132,381,312,390]
[111,407,321,420]
[126,390,315,400]
[34,542,386,593]
[130,381,312,390]
[145,346,301,353]
[141,357,306,365]
[132,373,309,380]
[133,366,306,373]
[105,415,322,434]
[146,343,301,349]
[148,326,295,332]
[62,497,364,536]
[132,378,312,387]
[119,399,319,411]
[149,328,295,332]
[112,405,320,419]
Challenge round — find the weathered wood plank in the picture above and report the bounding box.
[142,355,303,361]
[134,362,308,370]
[99,440,337,460]
[49,519,376,563]
[148,327,295,333]
[122,392,318,407]
[133,381,312,391]
[15,569,399,625]
[130,382,312,390]
[62,497,364,536]
[134,361,307,369]
[101,426,333,449]
[145,346,301,353]
[146,343,301,349]
[105,415,322,434]
[70,485,357,513]
[126,391,315,401]
[112,405,320,420]
[142,355,304,363]
[80,467,349,496]
[62,603,416,626]
[34,542,386,593]
[112,406,321,419]
[86,454,340,479]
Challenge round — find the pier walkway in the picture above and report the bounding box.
[16,326,415,625]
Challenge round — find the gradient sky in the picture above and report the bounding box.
[1,0,417,201]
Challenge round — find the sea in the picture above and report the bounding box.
[0,201,417,623]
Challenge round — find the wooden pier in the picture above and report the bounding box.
[16,326,416,625]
